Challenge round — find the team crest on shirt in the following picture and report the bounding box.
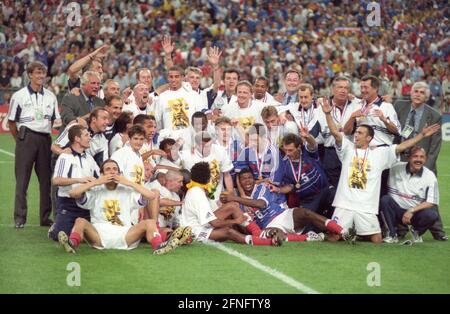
[103,199,123,226]
[168,98,190,128]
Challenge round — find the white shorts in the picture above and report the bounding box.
[192,225,214,243]
[265,208,300,234]
[332,207,381,236]
[92,223,140,250]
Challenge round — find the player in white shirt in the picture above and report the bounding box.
[49,125,100,241]
[343,75,400,147]
[159,111,213,153]
[277,83,321,140]
[211,68,239,112]
[111,125,146,186]
[221,80,265,141]
[261,105,298,148]
[147,170,184,230]
[156,66,207,131]
[181,162,280,246]
[321,98,441,243]
[178,131,234,207]
[108,111,133,155]
[162,36,222,111]
[253,76,281,107]
[380,147,440,243]
[132,114,165,182]
[57,159,180,255]
[53,108,109,168]
[122,83,157,118]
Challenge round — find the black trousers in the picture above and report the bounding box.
[14,128,52,225]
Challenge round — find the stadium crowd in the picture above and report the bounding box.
[2,0,449,254]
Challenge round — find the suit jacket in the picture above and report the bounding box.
[60,93,104,131]
[394,100,442,173]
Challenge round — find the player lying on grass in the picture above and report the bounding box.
[58,159,187,255]
[220,168,356,244]
[180,161,282,246]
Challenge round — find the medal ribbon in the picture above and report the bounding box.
[355,147,369,173]
[289,156,302,186]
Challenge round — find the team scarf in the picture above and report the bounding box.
[186,180,209,191]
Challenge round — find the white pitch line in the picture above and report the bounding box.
[0,148,14,157]
[210,242,319,294]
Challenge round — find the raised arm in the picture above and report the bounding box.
[395,124,440,154]
[69,175,113,199]
[299,126,317,151]
[113,175,159,201]
[67,45,108,80]
[320,98,343,146]
[162,35,175,70]
[207,46,223,92]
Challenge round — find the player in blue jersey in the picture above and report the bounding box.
[220,168,356,243]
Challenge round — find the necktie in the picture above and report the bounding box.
[408,109,416,128]
[286,95,292,105]
[87,97,94,111]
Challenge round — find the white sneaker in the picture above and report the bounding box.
[410,228,423,243]
[383,236,399,243]
[306,231,325,242]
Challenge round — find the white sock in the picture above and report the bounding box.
[245,235,252,245]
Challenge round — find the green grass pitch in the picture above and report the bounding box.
[0,134,448,294]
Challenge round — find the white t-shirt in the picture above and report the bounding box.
[181,186,216,229]
[221,99,265,131]
[179,144,233,202]
[109,133,125,155]
[77,184,146,226]
[333,137,398,214]
[122,101,157,118]
[253,92,281,107]
[156,88,206,131]
[111,144,145,185]
[147,180,181,229]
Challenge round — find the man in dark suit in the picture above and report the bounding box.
[394,81,447,241]
[60,71,105,132]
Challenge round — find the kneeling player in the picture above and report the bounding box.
[220,168,356,243]
[58,159,179,255]
[181,162,281,246]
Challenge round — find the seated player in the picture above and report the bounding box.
[57,159,181,255]
[220,168,356,243]
[181,162,281,246]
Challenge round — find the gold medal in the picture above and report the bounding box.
[357,172,363,178]
[295,183,301,189]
